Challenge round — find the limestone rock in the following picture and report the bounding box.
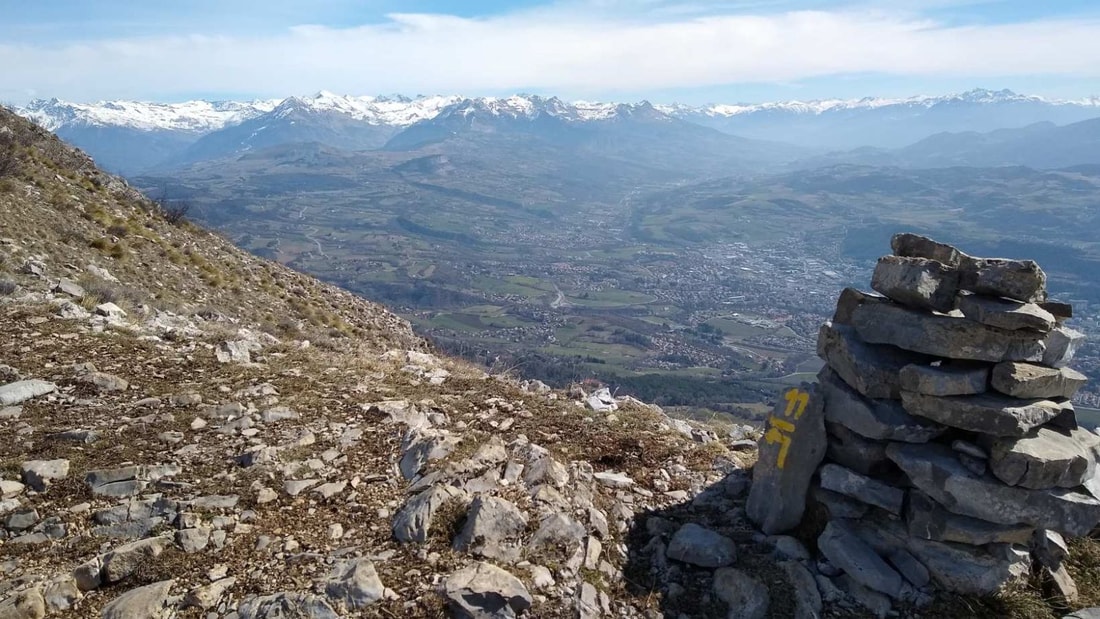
[79,371,128,393]
[237,592,339,619]
[52,278,85,298]
[899,362,989,396]
[988,426,1100,489]
[959,256,1047,303]
[819,463,905,515]
[712,567,769,619]
[901,390,1061,437]
[399,428,459,480]
[906,490,1033,545]
[442,562,532,619]
[529,513,586,570]
[887,442,1100,536]
[182,577,235,610]
[1046,564,1080,606]
[819,369,943,442]
[215,340,254,364]
[817,323,922,399]
[870,255,959,313]
[100,580,175,619]
[908,538,1030,596]
[957,294,1055,332]
[0,587,45,619]
[453,497,528,563]
[324,558,384,610]
[95,302,126,319]
[0,380,57,406]
[779,560,823,619]
[1043,326,1086,368]
[393,484,467,544]
[993,362,1087,400]
[818,520,903,599]
[586,387,617,412]
[1034,529,1069,570]
[747,384,826,534]
[891,233,963,267]
[851,301,1045,362]
[666,523,738,568]
[825,421,890,477]
[20,459,70,491]
[832,288,890,326]
[101,536,172,583]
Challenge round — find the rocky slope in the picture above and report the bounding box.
[4,105,1100,619]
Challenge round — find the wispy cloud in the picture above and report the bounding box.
[3,4,1100,104]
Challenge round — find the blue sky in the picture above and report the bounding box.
[3,0,1100,105]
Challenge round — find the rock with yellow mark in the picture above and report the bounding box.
[747,383,827,535]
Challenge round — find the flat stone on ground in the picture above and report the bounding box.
[0,380,57,406]
[442,562,532,619]
[667,523,738,568]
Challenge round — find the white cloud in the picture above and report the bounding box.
[3,6,1100,104]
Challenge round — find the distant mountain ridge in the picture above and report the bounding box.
[13,88,1100,174]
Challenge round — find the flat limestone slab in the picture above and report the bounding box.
[851,302,1046,363]
[820,369,944,443]
[901,390,1061,437]
[992,362,1087,400]
[958,294,1055,332]
[891,233,963,267]
[817,322,928,399]
[886,442,1100,537]
[989,427,1100,490]
[0,380,57,406]
[907,490,1033,546]
[899,362,989,396]
[747,384,826,535]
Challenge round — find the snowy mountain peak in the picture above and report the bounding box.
[19,97,279,132]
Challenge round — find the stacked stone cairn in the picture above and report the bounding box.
[749,232,1097,611]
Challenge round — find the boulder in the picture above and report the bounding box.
[957,294,1055,332]
[585,387,617,412]
[817,323,924,399]
[819,463,904,515]
[852,301,1046,362]
[988,426,1100,489]
[901,390,1061,437]
[818,520,904,598]
[886,442,1100,536]
[747,384,826,534]
[958,256,1047,303]
[819,369,944,443]
[891,233,963,267]
[906,490,1033,545]
[0,380,57,406]
[453,497,528,562]
[442,562,532,619]
[666,523,738,568]
[237,592,339,619]
[712,567,769,619]
[898,362,989,396]
[101,536,172,583]
[1042,326,1086,368]
[215,340,253,364]
[0,587,45,619]
[78,371,128,393]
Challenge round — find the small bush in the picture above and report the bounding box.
[0,131,19,179]
[0,280,17,296]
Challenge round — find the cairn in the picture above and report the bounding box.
[748,233,1096,607]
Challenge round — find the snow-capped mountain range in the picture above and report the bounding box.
[12,88,1100,174]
